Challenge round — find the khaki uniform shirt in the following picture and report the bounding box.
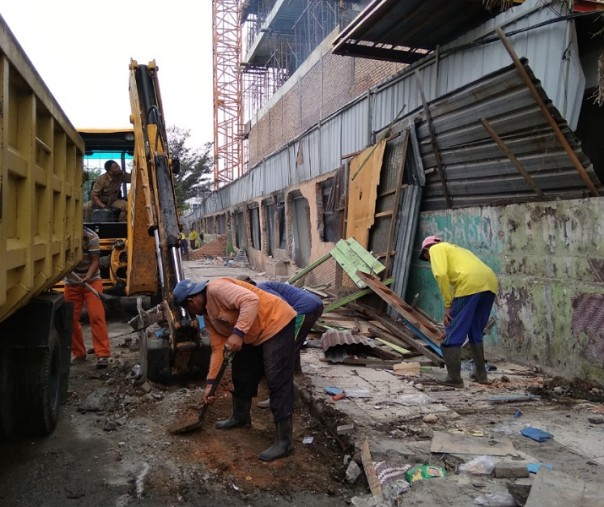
[91,171,130,205]
[65,227,102,285]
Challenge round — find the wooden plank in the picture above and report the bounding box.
[369,327,412,354]
[385,129,409,275]
[335,357,402,368]
[497,28,599,197]
[430,431,517,456]
[322,278,394,313]
[416,71,452,208]
[287,251,332,285]
[480,118,544,197]
[374,337,411,355]
[354,304,443,365]
[330,244,364,287]
[361,439,382,497]
[344,237,385,276]
[358,271,444,346]
[346,140,386,247]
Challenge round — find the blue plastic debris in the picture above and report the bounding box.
[521,427,553,442]
[526,463,553,474]
[324,387,344,396]
[514,410,523,418]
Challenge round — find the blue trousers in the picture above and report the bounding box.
[442,291,496,347]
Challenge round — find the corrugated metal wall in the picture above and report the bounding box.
[199,0,587,218]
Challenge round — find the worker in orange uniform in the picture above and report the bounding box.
[419,236,498,387]
[64,227,111,368]
[173,277,297,461]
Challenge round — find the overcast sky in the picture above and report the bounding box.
[0,0,214,150]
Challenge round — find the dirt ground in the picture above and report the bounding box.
[0,308,366,507]
[2,258,604,506]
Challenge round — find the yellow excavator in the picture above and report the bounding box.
[82,60,206,382]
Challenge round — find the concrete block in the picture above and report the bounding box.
[337,424,355,435]
[494,462,530,479]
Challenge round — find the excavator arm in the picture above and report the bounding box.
[127,60,200,373]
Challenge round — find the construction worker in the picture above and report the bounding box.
[239,277,323,408]
[64,227,111,368]
[419,236,498,387]
[84,160,131,221]
[173,277,297,461]
[188,229,199,250]
[238,277,323,372]
[179,227,189,260]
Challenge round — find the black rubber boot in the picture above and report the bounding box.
[258,415,294,461]
[215,396,252,430]
[439,347,464,387]
[469,343,489,384]
[294,351,302,373]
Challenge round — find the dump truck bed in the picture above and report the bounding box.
[0,14,84,324]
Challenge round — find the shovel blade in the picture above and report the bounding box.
[168,417,204,435]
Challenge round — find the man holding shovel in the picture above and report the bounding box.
[173,277,297,461]
[64,227,111,368]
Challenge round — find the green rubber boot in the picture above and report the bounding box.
[469,343,489,384]
[215,396,252,429]
[439,346,464,388]
[258,415,294,461]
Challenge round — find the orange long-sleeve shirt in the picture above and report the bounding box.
[203,278,296,380]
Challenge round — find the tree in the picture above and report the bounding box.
[83,167,103,201]
[167,126,213,212]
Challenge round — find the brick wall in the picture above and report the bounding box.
[190,235,228,259]
[247,54,403,168]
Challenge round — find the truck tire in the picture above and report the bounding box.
[0,350,16,437]
[15,328,62,435]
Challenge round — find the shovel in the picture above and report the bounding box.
[71,273,117,302]
[169,347,234,435]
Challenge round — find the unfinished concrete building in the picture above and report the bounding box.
[192,0,604,384]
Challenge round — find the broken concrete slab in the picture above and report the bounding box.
[431,431,517,456]
[524,468,602,507]
[494,462,530,479]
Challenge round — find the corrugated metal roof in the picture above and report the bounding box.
[414,60,602,210]
[333,0,506,63]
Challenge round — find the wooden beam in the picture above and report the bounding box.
[480,118,544,197]
[415,71,453,208]
[496,28,599,197]
[385,129,409,275]
[353,304,443,365]
[287,251,332,285]
[323,278,394,313]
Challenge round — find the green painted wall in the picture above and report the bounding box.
[407,197,604,384]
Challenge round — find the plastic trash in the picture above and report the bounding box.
[459,455,496,476]
[404,465,446,483]
[474,493,517,506]
[521,427,553,442]
[303,436,314,445]
[526,463,553,474]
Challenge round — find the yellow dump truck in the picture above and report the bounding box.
[0,15,84,436]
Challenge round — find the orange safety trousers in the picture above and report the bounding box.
[64,280,111,358]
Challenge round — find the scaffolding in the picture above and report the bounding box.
[211,0,365,189]
[213,0,244,189]
[241,0,363,122]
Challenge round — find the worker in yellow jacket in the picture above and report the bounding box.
[188,229,199,250]
[419,236,498,387]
